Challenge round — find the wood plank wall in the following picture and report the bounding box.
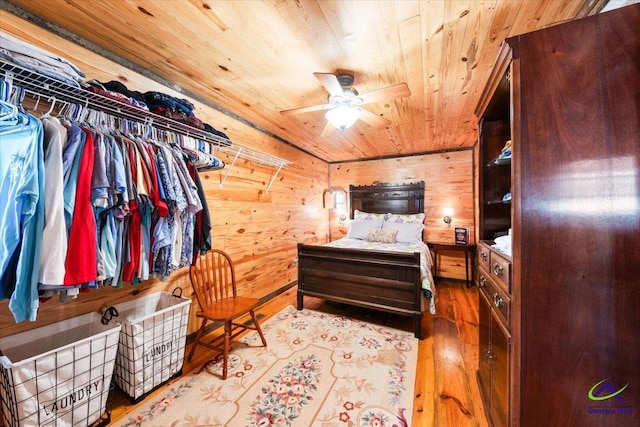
[328,149,476,279]
[0,11,328,338]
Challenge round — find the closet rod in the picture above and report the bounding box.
[15,86,227,174]
[16,84,285,185]
[0,59,291,175]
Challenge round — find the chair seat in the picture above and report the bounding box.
[196,296,260,321]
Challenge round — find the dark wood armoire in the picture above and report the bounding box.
[476,4,640,427]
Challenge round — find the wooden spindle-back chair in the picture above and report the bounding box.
[188,249,267,379]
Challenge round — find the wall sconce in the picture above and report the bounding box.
[443,208,454,227]
[332,188,348,223]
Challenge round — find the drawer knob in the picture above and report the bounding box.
[480,252,488,262]
[480,275,487,287]
[493,262,504,277]
[494,293,504,308]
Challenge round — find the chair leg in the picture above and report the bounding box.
[250,309,267,347]
[222,320,231,380]
[188,319,208,362]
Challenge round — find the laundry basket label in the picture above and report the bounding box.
[143,334,178,367]
[39,377,103,420]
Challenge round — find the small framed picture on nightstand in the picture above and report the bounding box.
[455,227,470,245]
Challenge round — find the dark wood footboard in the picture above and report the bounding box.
[297,243,424,339]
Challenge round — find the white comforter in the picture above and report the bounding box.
[323,238,437,314]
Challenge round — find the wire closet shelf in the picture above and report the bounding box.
[0,59,291,191]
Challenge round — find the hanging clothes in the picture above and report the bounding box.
[0,35,227,316]
[0,81,214,320]
[0,100,45,322]
[188,161,212,262]
[38,117,68,286]
[63,127,97,285]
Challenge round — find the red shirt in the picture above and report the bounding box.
[64,128,97,285]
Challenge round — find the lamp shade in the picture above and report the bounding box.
[326,105,360,129]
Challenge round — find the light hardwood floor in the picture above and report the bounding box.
[110,281,489,427]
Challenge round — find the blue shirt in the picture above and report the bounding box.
[62,124,86,230]
[0,109,45,322]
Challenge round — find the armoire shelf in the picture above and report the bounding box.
[486,157,511,167]
[0,58,291,191]
[485,199,511,206]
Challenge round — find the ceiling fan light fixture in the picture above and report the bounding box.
[326,104,360,130]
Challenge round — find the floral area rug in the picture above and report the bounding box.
[118,305,417,427]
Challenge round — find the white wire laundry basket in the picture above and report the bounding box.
[106,289,191,402]
[0,312,121,427]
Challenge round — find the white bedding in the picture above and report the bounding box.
[323,238,437,314]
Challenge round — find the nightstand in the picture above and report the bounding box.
[427,241,476,287]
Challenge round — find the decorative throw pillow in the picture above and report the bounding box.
[347,219,383,240]
[382,222,425,243]
[366,228,398,244]
[386,212,426,224]
[354,209,388,222]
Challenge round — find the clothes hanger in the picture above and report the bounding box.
[9,86,25,109]
[39,96,57,118]
[65,102,79,122]
[103,112,114,133]
[32,93,42,112]
[0,99,18,121]
[0,79,11,102]
[0,82,23,123]
[77,99,89,123]
[58,102,78,123]
[0,97,29,137]
[65,102,80,121]
[53,100,70,119]
[78,103,90,123]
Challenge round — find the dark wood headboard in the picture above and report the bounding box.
[349,181,425,218]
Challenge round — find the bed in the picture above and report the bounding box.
[296,181,435,339]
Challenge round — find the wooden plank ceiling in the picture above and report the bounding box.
[3,0,609,162]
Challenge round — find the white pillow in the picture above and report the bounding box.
[347,219,382,240]
[382,222,425,243]
[386,212,425,224]
[353,210,388,222]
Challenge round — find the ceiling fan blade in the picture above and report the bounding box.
[314,72,344,97]
[280,103,333,116]
[358,108,392,128]
[320,120,336,137]
[357,83,411,105]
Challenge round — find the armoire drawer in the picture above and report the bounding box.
[479,270,510,325]
[489,250,511,293]
[478,243,491,272]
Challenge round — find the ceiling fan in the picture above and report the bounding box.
[280,72,411,136]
